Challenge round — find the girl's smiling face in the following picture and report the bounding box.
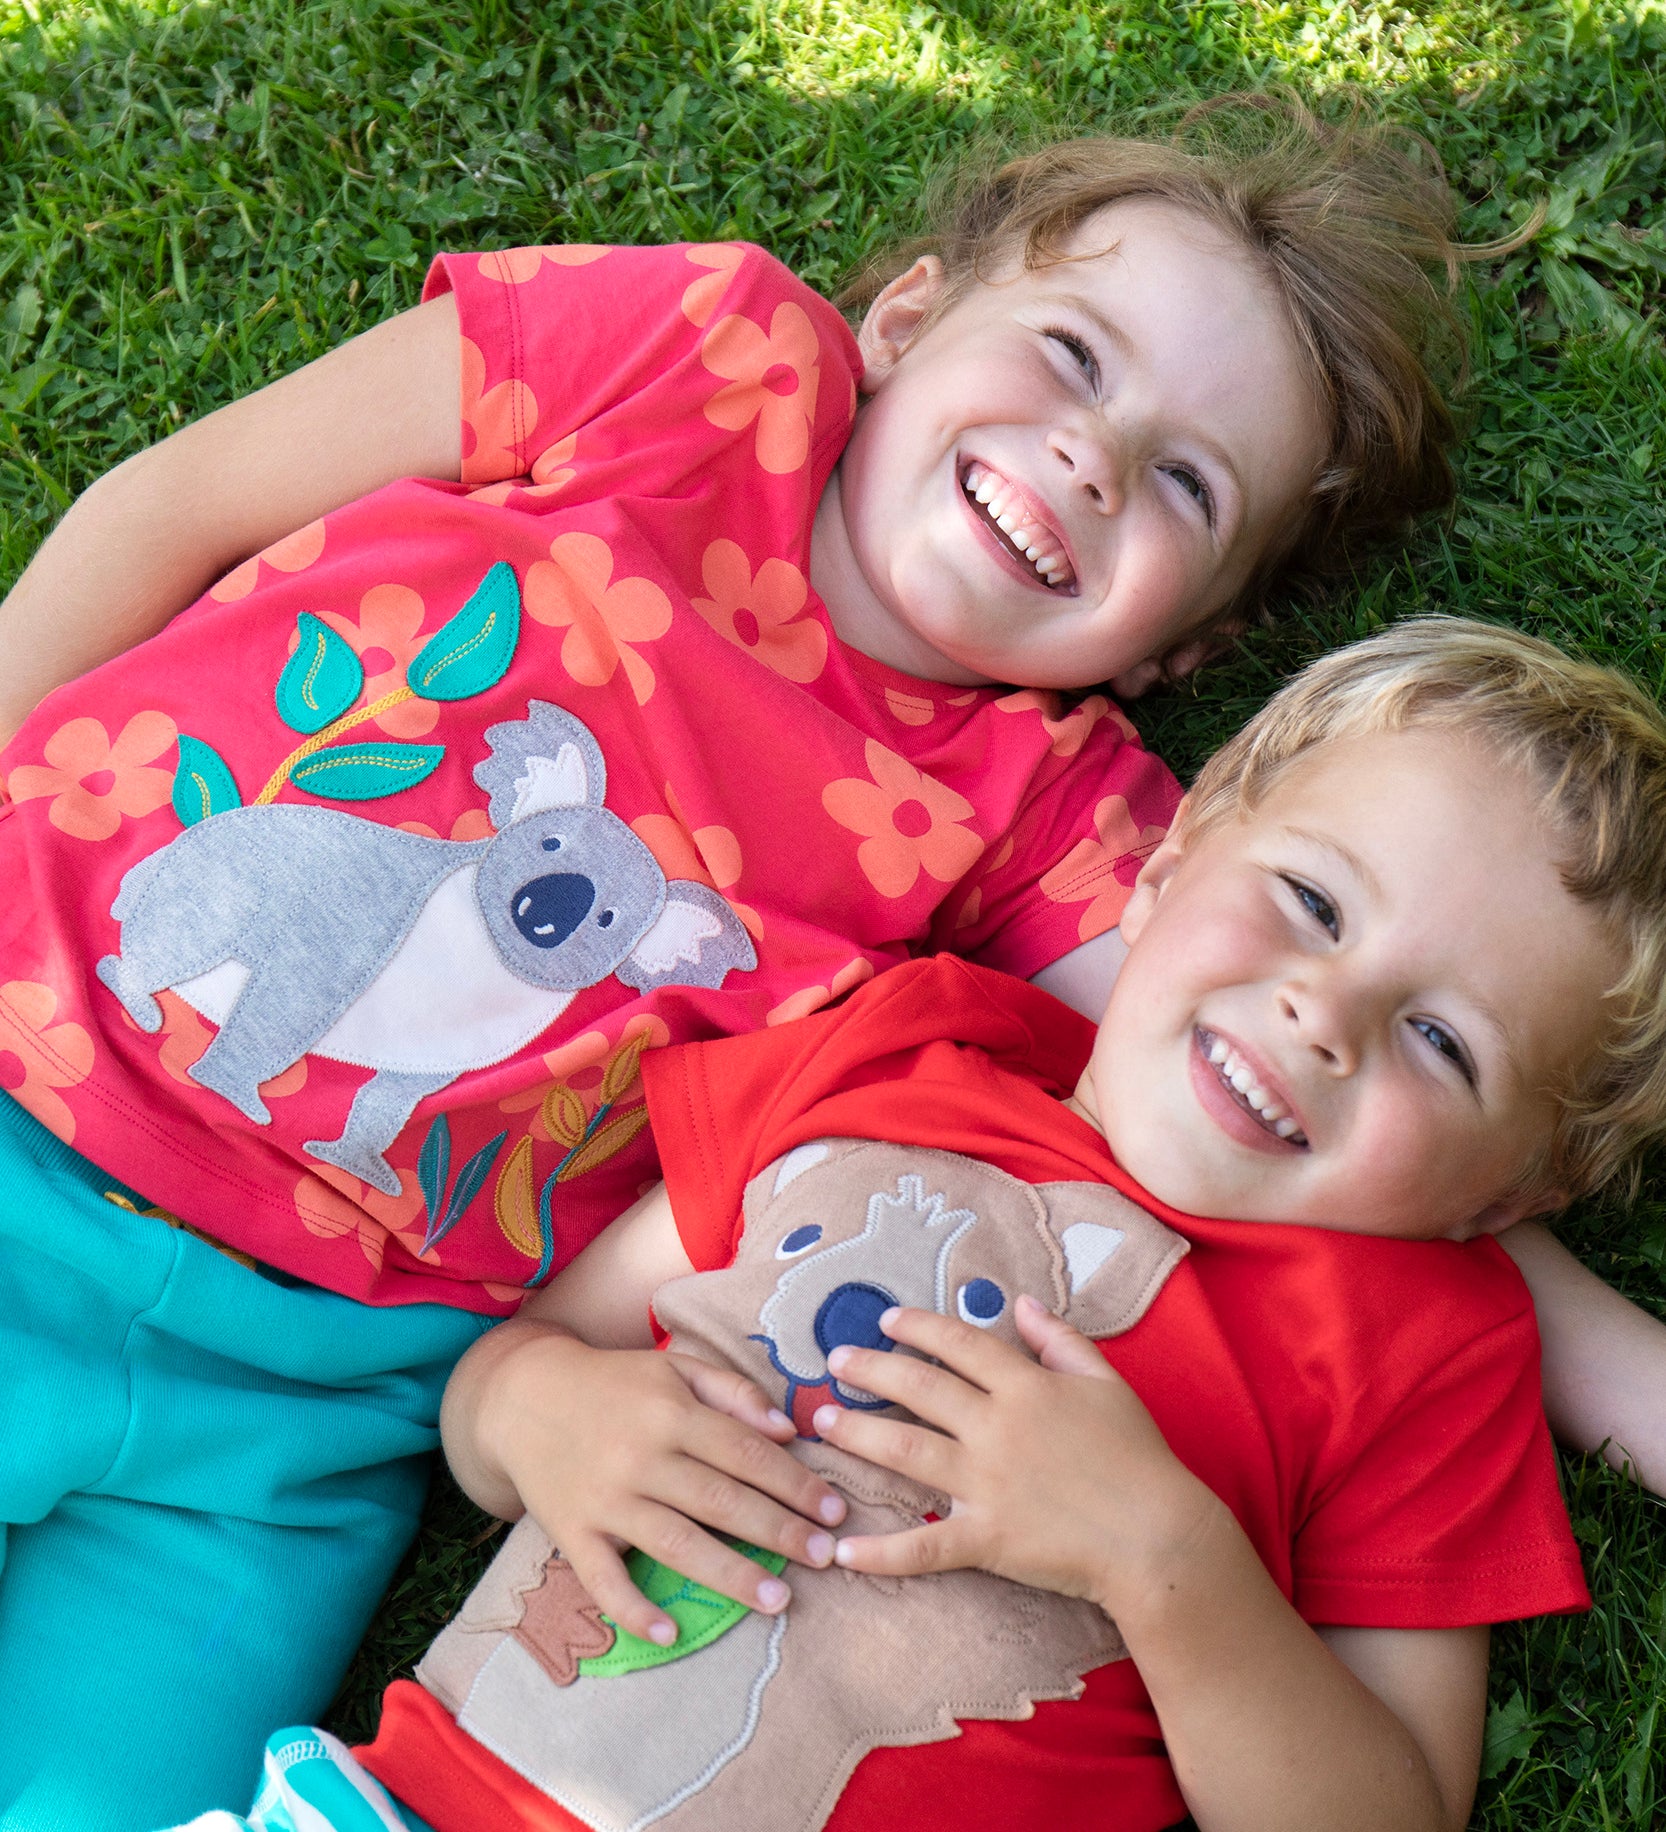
[810,196,1328,693]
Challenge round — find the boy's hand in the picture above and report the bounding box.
[476,1322,847,1647]
[818,1294,1219,1616]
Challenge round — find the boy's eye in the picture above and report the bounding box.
[1044,327,1099,387]
[1284,876,1339,939]
[1163,463,1215,526]
[1411,1018,1477,1087]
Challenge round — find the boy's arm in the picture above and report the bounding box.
[1499,1219,1666,1494]
[1028,927,1127,1018]
[440,1181,845,1647]
[0,294,461,741]
[822,1301,1482,1832]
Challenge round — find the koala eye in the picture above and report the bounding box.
[596,909,616,929]
[776,1224,823,1258]
[956,1279,1005,1328]
[541,837,562,853]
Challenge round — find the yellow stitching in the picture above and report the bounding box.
[254,685,417,803]
[413,610,495,692]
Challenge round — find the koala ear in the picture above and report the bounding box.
[616,881,758,992]
[509,745,591,821]
[1034,1181,1189,1340]
[476,702,609,827]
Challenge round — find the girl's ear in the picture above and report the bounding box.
[1117,799,1191,946]
[856,256,946,391]
[1110,622,1243,701]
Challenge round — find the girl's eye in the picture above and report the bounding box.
[1044,327,1099,386]
[1284,876,1339,939]
[1163,463,1215,526]
[1411,1018,1477,1087]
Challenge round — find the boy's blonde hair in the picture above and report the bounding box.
[1185,617,1666,1205]
[842,95,1487,662]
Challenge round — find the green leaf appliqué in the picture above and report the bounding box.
[172,735,243,826]
[579,1543,788,1678]
[290,742,444,801]
[276,613,364,734]
[406,562,521,702]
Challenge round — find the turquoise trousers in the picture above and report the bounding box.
[0,1093,490,1831]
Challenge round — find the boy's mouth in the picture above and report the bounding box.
[960,460,1077,593]
[1196,1028,1308,1147]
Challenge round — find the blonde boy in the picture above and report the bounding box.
[195,619,1666,1832]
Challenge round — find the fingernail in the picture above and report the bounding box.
[766,1408,792,1431]
[648,1618,676,1646]
[834,1541,858,1566]
[757,1576,790,1610]
[819,1493,845,1524]
[879,1307,900,1330]
[812,1405,840,1434]
[806,1532,835,1565]
[826,1345,851,1374]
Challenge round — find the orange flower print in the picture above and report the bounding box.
[0,980,94,1143]
[631,782,763,940]
[319,583,440,738]
[680,244,745,327]
[702,302,820,475]
[7,711,177,841]
[294,1162,435,1274]
[397,809,496,843]
[883,687,936,727]
[524,532,673,705]
[691,540,826,684]
[477,247,608,285]
[766,957,874,1027]
[467,433,578,507]
[460,335,538,484]
[994,689,1132,758]
[822,740,984,899]
[1039,794,1168,941]
[208,519,327,603]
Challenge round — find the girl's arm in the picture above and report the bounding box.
[440,1182,846,1647]
[822,1301,1483,1832]
[1499,1219,1666,1495]
[0,293,462,741]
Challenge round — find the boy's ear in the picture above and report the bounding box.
[1117,799,1191,946]
[1452,1187,1570,1242]
[856,256,946,391]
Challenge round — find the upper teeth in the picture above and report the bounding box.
[1206,1035,1305,1141]
[964,462,1073,587]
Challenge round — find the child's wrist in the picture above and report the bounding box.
[1089,1467,1235,1630]
[457,1318,593,1512]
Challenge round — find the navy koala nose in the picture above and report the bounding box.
[814,1283,897,1359]
[512,873,596,949]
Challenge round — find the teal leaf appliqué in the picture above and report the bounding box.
[406,562,521,702]
[289,742,444,801]
[276,613,365,734]
[172,735,242,826]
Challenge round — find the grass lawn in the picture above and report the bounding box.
[2,0,1663,1823]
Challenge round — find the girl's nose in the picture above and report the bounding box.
[1049,421,1125,515]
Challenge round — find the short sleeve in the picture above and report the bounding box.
[422,242,860,488]
[926,695,1182,978]
[1292,1298,1589,1628]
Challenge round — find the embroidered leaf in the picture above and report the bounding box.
[495,1135,540,1258]
[599,1033,650,1105]
[172,735,242,826]
[556,1103,651,1183]
[417,1112,451,1238]
[579,1543,789,1677]
[528,1168,560,1287]
[439,1130,507,1238]
[290,741,444,801]
[541,1081,589,1150]
[276,613,364,734]
[406,562,522,702]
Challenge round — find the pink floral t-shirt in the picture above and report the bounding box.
[0,243,1180,1312]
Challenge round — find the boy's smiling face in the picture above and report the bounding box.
[1071,728,1617,1240]
[811,196,1326,692]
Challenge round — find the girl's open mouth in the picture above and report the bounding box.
[960,460,1077,593]
[1196,1028,1308,1147]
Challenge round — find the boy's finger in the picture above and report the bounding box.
[1014,1292,1116,1378]
[811,1404,958,1492]
[832,1521,966,1579]
[624,1500,795,1619]
[823,1339,982,1435]
[687,1407,847,1527]
[657,1457,839,1572]
[669,1354,797,1440]
[560,1533,679,1649]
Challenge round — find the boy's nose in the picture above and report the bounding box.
[1276,980,1360,1075]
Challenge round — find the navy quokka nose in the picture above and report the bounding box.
[512,874,596,948]
[814,1282,898,1357]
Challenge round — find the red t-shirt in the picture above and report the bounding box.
[0,247,1177,1311]
[362,957,1586,1832]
